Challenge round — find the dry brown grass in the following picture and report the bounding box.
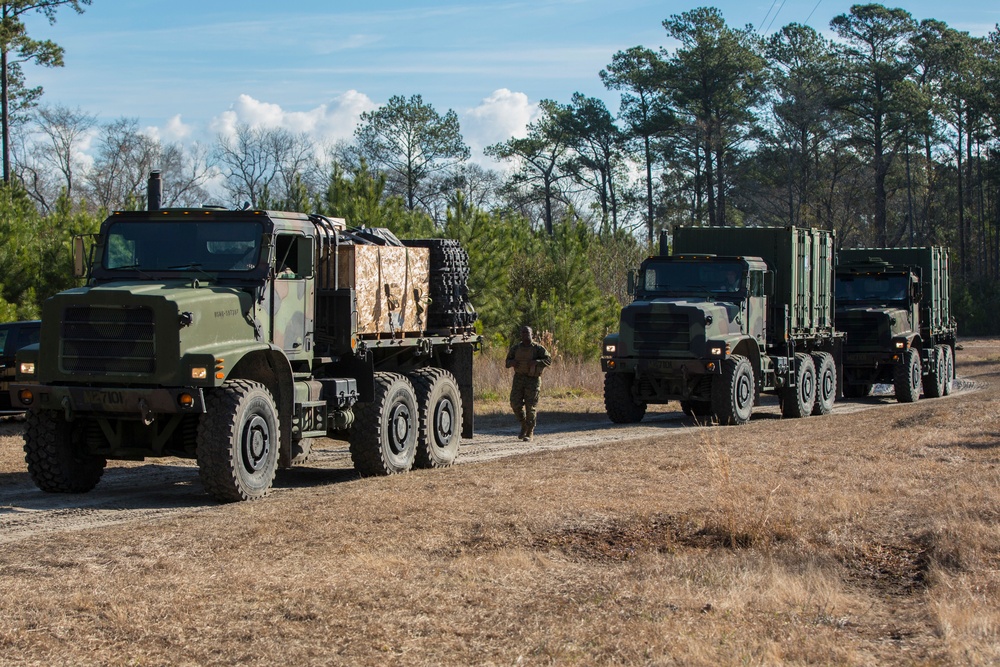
[1,339,999,665]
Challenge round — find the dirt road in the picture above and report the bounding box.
[0,380,976,546]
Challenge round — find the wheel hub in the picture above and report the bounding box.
[822,369,834,398]
[434,398,455,444]
[389,402,411,454]
[801,372,813,401]
[241,414,270,473]
[737,374,752,407]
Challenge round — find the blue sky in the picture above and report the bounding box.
[22,0,1000,160]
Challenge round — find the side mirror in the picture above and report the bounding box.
[627,269,637,296]
[73,235,89,278]
[763,271,774,296]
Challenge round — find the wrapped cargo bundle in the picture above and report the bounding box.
[336,244,431,335]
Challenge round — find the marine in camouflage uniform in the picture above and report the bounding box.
[505,326,552,441]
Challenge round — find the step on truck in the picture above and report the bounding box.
[601,225,843,425]
[835,246,956,402]
[11,172,481,502]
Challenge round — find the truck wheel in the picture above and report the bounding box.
[943,346,955,396]
[780,353,816,419]
[711,355,754,425]
[893,348,921,403]
[604,373,646,424]
[811,352,837,415]
[23,410,106,493]
[197,380,279,502]
[843,382,872,399]
[923,345,947,398]
[349,372,418,475]
[290,438,313,465]
[409,368,462,469]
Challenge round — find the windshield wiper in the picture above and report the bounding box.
[167,262,214,279]
[109,263,153,278]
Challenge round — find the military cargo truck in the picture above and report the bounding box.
[11,173,480,502]
[835,246,956,402]
[601,226,843,425]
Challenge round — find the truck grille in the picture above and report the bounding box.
[633,312,690,353]
[840,316,885,348]
[61,306,156,374]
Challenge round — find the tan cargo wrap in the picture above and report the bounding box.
[333,245,431,335]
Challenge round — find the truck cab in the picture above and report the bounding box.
[602,255,770,415]
[836,248,956,402]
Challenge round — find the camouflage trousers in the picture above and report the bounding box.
[510,374,542,434]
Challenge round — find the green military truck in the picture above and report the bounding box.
[11,173,480,502]
[835,246,956,402]
[601,226,843,425]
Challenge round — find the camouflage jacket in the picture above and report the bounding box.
[506,342,552,378]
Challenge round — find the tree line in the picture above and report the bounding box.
[1,2,999,349]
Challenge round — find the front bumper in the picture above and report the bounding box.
[601,356,724,376]
[10,383,206,417]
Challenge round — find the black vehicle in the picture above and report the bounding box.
[0,320,41,412]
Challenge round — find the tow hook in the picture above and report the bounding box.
[61,396,74,422]
[139,398,155,426]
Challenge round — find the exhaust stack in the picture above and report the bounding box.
[147,171,162,211]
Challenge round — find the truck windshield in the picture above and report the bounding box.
[642,260,746,296]
[103,221,264,273]
[836,274,909,304]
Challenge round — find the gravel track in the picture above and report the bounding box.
[0,378,977,545]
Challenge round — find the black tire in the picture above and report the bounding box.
[196,380,279,502]
[943,345,955,396]
[604,372,646,424]
[290,437,313,466]
[681,400,712,418]
[349,372,418,475]
[842,382,873,399]
[409,368,462,469]
[811,352,837,415]
[23,409,106,493]
[893,348,921,403]
[780,353,816,419]
[923,345,947,399]
[711,355,754,425]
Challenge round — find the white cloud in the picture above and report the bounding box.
[143,115,192,143]
[209,91,378,144]
[461,89,539,161]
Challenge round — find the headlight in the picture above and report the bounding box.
[20,362,35,375]
[604,344,617,355]
[894,341,906,349]
[191,367,208,380]
[709,347,723,356]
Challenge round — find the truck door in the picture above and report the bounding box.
[749,270,767,345]
[269,234,313,356]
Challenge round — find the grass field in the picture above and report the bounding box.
[0,340,998,665]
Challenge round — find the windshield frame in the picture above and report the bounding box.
[93,218,271,281]
[638,258,749,298]
[835,272,911,305]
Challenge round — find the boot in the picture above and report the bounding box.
[517,421,527,440]
[523,423,534,441]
